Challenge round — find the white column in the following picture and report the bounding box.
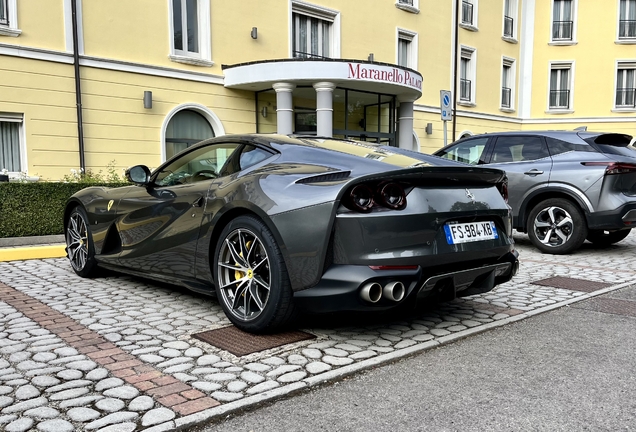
[398,100,415,150]
[313,82,336,137]
[273,82,296,135]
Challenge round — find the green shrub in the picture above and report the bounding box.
[0,182,127,238]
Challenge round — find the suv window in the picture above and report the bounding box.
[546,137,596,156]
[437,137,488,165]
[491,136,549,163]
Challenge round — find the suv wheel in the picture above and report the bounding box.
[586,228,631,247]
[527,198,587,255]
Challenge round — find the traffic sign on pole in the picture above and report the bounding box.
[440,90,452,121]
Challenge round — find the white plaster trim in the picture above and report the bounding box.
[500,108,516,113]
[548,41,578,46]
[160,103,226,163]
[458,130,475,138]
[63,0,84,54]
[0,27,20,37]
[0,0,19,36]
[459,23,479,32]
[289,0,341,59]
[502,36,518,44]
[412,131,420,152]
[611,109,636,113]
[457,101,476,108]
[615,39,636,44]
[168,0,211,64]
[395,2,419,14]
[545,109,575,114]
[0,43,74,64]
[396,27,418,70]
[169,55,214,67]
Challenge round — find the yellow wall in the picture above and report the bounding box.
[11,0,67,51]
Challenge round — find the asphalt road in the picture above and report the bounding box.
[197,285,636,432]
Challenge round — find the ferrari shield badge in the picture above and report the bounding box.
[107,200,114,211]
[465,189,475,203]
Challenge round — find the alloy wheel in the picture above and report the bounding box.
[217,228,271,322]
[66,212,89,271]
[533,206,574,247]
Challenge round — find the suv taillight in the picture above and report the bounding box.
[581,162,636,175]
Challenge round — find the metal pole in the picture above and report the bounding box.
[443,121,448,147]
[71,0,86,171]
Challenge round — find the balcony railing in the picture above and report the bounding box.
[619,20,636,38]
[501,87,512,108]
[398,0,414,5]
[549,90,570,109]
[503,16,514,37]
[552,21,573,40]
[0,0,8,26]
[461,1,474,25]
[460,79,472,101]
[616,88,636,107]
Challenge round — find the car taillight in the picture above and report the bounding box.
[348,184,374,212]
[344,182,408,212]
[497,178,509,203]
[377,183,406,210]
[581,162,636,175]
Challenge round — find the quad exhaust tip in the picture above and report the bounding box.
[360,282,382,303]
[383,281,405,302]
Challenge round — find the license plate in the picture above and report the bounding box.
[444,221,499,244]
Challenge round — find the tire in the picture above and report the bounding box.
[65,206,98,277]
[586,228,631,247]
[214,215,296,333]
[527,198,587,255]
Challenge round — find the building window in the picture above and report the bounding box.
[395,0,419,13]
[169,0,211,66]
[549,63,572,110]
[616,63,636,108]
[552,0,574,41]
[397,29,418,69]
[503,0,518,40]
[459,47,476,105]
[165,110,215,160]
[619,0,636,39]
[501,58,515,110]
[0,119,22,173]
[0,0,19,36]
[462,0,475,26]
[291,2,339,59]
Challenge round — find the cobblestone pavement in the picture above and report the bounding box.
[0,232,635,431]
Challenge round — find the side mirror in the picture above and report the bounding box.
[125,165,151,186]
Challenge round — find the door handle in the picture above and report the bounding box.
[524,169,544,176]
[191,197,204,207]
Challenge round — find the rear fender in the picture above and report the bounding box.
[517,185,593,231]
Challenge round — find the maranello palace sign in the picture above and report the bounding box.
[347,62,422,91]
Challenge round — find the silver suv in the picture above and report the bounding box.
[434,131,636,254]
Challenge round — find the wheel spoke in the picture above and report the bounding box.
[547,207,558,224]
[556,216,573,228]
[554,229,568,243]
[225,239,248,268]
[252,257,268,271]
[249,282,265,311]
[534,220,551,228]
[218,262,245,272]
[246,237,259,263]
[253,275,270,291]
[539,228,554,244]
[220,276,247,290]
[230,279,249,311]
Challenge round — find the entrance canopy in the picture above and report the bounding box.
[222,59,423,101]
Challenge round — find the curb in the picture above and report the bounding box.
[0,234,65,247]
[0,244,67,262]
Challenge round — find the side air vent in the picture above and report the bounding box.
[296,171,351,184]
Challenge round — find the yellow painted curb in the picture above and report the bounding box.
[0,245,67,262]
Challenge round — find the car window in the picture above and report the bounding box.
[436,137,489,165]
[491,136,549,163]
[546,137,596,156]
[216,145,273,177]
[154,143,241,186]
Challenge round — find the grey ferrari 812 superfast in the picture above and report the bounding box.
[64,134,519,333]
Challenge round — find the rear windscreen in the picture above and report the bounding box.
[581,133,636,157]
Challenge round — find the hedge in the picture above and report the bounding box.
[0,182,126,238]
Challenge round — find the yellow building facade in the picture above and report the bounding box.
[0,0,634,180]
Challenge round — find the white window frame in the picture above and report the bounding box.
[616,0,636,43]
[501,57,516,112]
[168,0,212,67]
[395,0,419,14]
[460,0,479,32]
[502,0,518,43]
[0,0,20,37]
[547,61,575,113]
[614,61,636,111]
[549,0,578,45]
[0,113,26,175]
[396,28,418,70]
[458,46,477,106]
[289,1,341,59]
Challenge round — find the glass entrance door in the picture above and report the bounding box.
[333,89,397,147]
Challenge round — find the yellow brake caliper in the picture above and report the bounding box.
[235,241,253,297]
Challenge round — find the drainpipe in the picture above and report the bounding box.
[71,0,86,171]
[452,0,459,143]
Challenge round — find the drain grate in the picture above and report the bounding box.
[531,276,611,292]
[573,297,636,318]
[192,326,316,357]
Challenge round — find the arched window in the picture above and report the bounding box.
[165,109,214,160]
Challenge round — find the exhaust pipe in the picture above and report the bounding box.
[512,261,519,276]
[383,281,405,302]
[360,282,382,303]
